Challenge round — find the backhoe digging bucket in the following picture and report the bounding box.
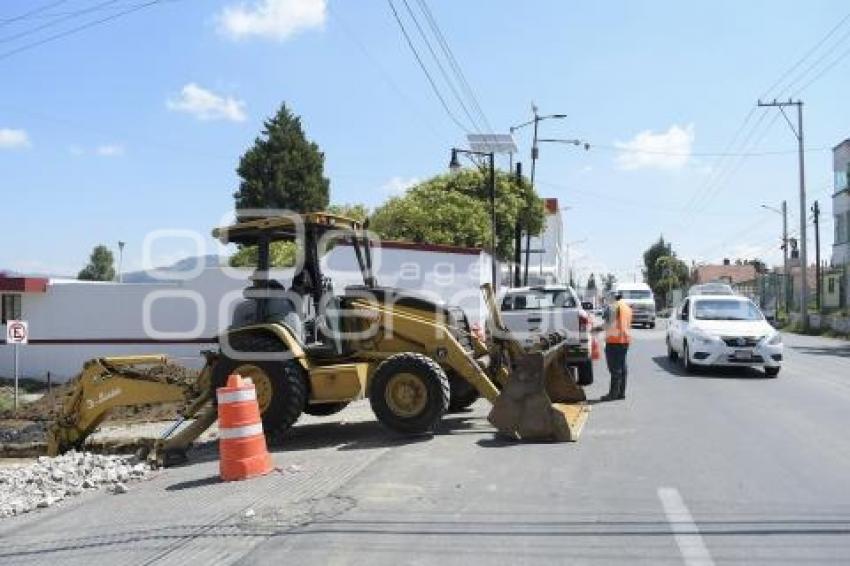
[487,340,590,442]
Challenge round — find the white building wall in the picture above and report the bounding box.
[1,245,493,381]
[832,140,850,266]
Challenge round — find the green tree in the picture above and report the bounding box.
[229,241,296,268]
[326,203,369,223]
[602,273,617,292]
[78,245,116,281]
[233,103,330,213]
[370,168,545,260]
[643,236,672,291]
[586,273,597,292]
[654,254,690,308]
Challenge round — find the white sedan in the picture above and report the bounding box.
[666,295,783,377]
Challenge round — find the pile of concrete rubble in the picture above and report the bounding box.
[0,451,150,519]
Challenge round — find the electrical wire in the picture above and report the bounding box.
[414,0,494,133]
[399,0,481,133]
[0,0,122,45]
[0,0,174,62]
[386,0,470,133]
[0,0,70,27]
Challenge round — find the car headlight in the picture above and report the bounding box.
[766,332,782,346]
[691,329,717,344]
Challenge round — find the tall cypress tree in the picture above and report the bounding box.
[234,103,330,212]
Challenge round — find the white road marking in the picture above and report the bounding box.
[658,487,715,566]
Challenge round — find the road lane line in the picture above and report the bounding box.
[658,487,715,566]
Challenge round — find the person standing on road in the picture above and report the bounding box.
[602,292,633,401]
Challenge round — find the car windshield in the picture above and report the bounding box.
[621,290,652,300]
[502,289,577,310]
[694,299,763,321]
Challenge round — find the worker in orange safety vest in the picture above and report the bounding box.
[601,292,633,401]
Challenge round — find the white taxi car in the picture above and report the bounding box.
[666,294,783,377]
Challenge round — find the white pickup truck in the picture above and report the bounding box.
[499,285,594,385]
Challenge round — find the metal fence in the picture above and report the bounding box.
[752,266,848,318]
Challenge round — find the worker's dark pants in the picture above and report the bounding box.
[605,343,629,398]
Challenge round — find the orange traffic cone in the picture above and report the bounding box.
[216,374,273,481]
[591,335,601,361]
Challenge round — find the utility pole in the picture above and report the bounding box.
[812,200,821,311]
[758,98,808,329]
[511,107,567,285]
[782,200,789,314]
[513,162,523,287]
[524,109,540,286]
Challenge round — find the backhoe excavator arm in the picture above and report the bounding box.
[47,355,217,465]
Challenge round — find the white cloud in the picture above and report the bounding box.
[167,83,246,122]
[96,144,125,157]
[380,176,419,196]
[615,124,694,171]
[0,128,31,149]
[216,0,326,41]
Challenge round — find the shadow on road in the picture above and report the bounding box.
[789,344,850,358]
[650,356,769,380]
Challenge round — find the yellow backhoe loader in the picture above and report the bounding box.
[46,212,589,465]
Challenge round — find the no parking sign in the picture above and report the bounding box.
[6,320,28,344]
[6,320,27,413]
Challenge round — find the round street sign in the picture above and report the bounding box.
[6,320,28,344]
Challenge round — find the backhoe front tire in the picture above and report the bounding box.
[370,353,450,434]
[212,331,308,435]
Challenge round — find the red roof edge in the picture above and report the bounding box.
[0,276,49,293]
[544,197,559,214]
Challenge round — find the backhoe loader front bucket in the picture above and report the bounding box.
[487,338,590,442]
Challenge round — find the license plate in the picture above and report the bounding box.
[733,349,753,361]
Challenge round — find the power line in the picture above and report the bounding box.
[325,4,450,143]
[0,0,122,45]
[414,0,493,133]
[0,0,70,27]
[386,0,470,133]
[0,0,174,62]
[676,9,850,223]
[594,142,830,158]
[399,0,481,133]
[760,10,850,98]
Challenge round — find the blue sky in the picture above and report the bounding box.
[1,0,848,283]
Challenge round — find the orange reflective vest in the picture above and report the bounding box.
[605,300,633,345]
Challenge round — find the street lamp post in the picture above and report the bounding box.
[450,148,497,288]
[510,108,567,285]
[761,202,789,315]
[117,241,125,283]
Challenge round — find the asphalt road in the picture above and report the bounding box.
[2,327,849,565]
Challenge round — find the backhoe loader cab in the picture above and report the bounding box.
[211,212,491,435]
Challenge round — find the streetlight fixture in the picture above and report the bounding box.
[538,138,591,151]
[449,147,497,288]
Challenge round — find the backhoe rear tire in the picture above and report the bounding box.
[212,331,308,435]
[370,353,450,434]
[304,402,349,416]
[447,372,479,412]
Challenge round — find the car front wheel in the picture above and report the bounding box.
[667,336,678,361]
[683,341,696,373]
